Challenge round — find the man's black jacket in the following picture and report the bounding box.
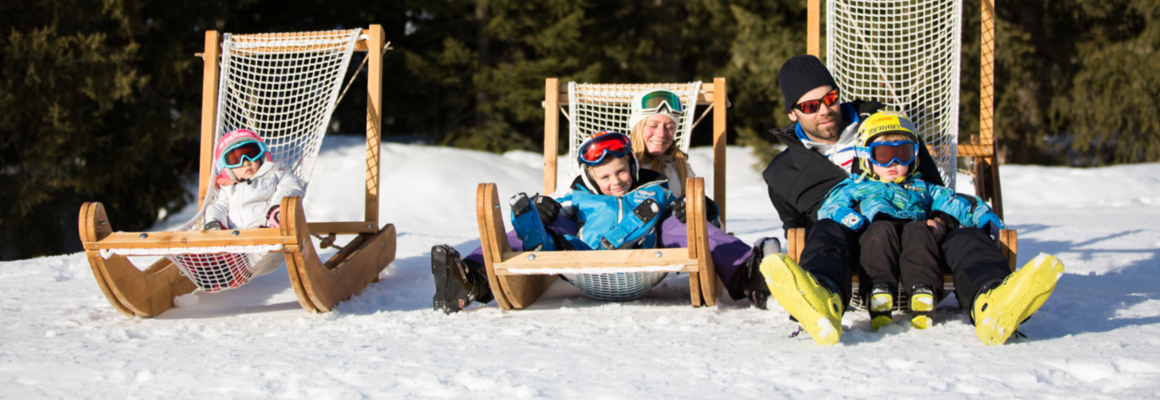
[762,110,945,234]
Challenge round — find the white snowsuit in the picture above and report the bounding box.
[206,161,305,229]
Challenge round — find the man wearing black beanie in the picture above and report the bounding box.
[746,55,1040,348]
[739,54,944,344]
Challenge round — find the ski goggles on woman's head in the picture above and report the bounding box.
[855,140,918,167]
[220,141,268,169]
[579,131,632,166]
[792,89,840,114]
[638,90,684,115]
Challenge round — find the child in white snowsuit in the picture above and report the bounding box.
[205,129,305,231]
[818,111,1005,331]
[191,129,304,292]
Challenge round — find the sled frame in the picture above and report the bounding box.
[789,0,1017,284]
[79,26,396,317]
[473,78,728,309]
[477,178,715,309]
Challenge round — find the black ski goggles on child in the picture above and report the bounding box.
[792,89,840,114]
[638,90,684,115]
[578,131,632,166]
[854,140,918,167]
[220,141,268,169]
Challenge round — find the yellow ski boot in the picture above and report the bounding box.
[973,254,1065,345]
[909,285,936,330]
[868,285,893,331]
[760,254,844,345]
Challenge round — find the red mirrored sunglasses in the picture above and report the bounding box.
[792,89,840,114]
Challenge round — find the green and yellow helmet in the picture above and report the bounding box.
[854,111,921,183]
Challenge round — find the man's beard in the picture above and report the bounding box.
[803,108,845,143]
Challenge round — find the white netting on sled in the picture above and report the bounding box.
[560,82,701,301]
[561,271,669,301]
[162,29,362,292]
[827,0,961,187]
[565,81,702,180]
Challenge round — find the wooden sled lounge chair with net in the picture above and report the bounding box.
[475,78,730,309]
[785,0,1017,309]
[79,26,396,317]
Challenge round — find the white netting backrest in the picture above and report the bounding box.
[827,0,961,187]
[215,29,362,182]
[565,82,702,180]
[160,29,363,292]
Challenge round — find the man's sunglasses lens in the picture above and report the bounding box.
[795,90,840,114]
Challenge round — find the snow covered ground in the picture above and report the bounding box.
[3,136,1160,398]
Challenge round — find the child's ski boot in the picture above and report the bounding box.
[510,193,556,252]
[868,284,894,331]
[909,284,936,329]
[431,245,493,314]
[973,254,1065,345]
[760,254,844,345]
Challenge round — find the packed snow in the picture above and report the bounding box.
[3,136,1160,398]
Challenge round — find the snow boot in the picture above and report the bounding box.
[729,237,781,309]
[759,253,844,345]
[909,284,936,329]
[868,284,894,331]
[510,193,556,252]
[431,245,493,314]
[973,254,1065,345]
[599,198,661,250]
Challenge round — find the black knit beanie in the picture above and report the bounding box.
[779,55,839,113]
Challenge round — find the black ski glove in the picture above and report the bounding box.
[204,221,224,231]
[670,195,719,224]
[531,194,561,226]
[852,99,886,120]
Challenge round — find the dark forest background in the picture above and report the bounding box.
[2,0,1157,260]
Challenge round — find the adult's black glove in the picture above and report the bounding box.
[670,196,688,224]
[670,195,719,225]
[531,194,561,226]
[852,100,886,120]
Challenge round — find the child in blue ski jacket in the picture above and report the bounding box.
[511,131,674,252]
[818,111,1005,331]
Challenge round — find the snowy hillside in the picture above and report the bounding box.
[3,137,1160,398]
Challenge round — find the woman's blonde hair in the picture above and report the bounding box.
[630,118,689,186]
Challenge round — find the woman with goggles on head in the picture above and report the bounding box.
[818,111,1007,333]
[627,89,783,310]
[204,129,304,232]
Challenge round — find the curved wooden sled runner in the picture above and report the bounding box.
[475,178,717,309]
[79,197,396,317]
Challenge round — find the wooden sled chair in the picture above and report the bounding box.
[79,26,396,317]
[475,78,729,309]
[787,0,1017,309]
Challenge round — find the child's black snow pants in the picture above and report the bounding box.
[796,218,1011,315]
[857,220,947,306]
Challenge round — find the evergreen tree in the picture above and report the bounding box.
[0,0,233,259]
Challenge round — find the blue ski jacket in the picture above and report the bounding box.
[554,169,675,250]
[818,173,1005,233]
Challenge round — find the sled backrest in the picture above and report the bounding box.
[198,26,387,235]
[808,0,1004,216]
[543,78,729,226]
[213,29,362,185]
